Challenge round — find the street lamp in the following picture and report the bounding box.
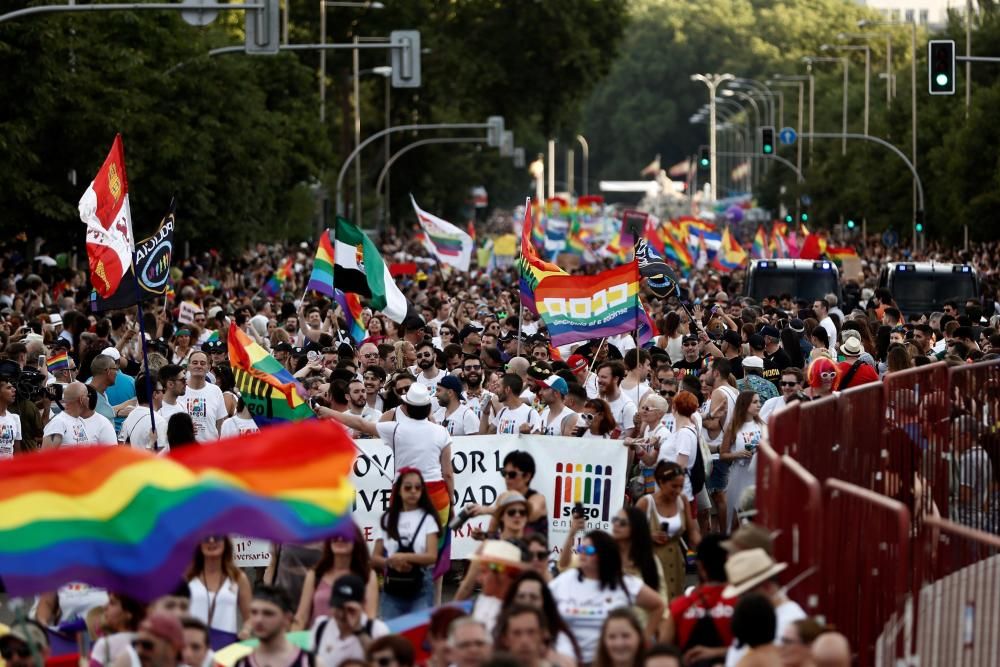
[690,72,734,201]
[722,89,763,184]
[771,74,814,164]
[838,31,894,108]
[528,155,545,221]
[729,78,776,127]
[823,43,871,136]
[803,56,849,155]
[318,1,384,122]
[350,65,392,231]
[576,135,590,196]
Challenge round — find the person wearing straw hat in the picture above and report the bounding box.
[721,549,804,667]
[836,337,879,390]
[467,540,528,635]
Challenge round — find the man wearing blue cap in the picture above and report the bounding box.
[433,374,480,436]
[535,375,578,437]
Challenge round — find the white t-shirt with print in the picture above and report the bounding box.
[43,411,94,446]
[83,413,118,445]
[118,408,169,451]
[537,406,579,436]
[434,403,480,436]
[0,410,21,459]
[492,403,540,435]
[220,414,260,439]
[181,383,228,442]
[548,570,644,663]
[376,508,439,556]
[413,368,447,397]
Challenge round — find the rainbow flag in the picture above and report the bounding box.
[411,196,473,271]
[535,262,642,347]
[47,352,69,372]
[228,325,313,426]
[306,230,335,297]
[712,228,748,272]
[0,420,355,599]
[333,289,366,343]
[751,225,769,259]
[517,199,566,314]
[826,246,858,263]
[662,222,694,271]
[263,258,293,298]
[637,298,658,346]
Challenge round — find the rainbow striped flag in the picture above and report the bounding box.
[662,222,694,271]
[263,258,293,298]
[46,352,69,372]
[751,225,769,259]
[306,230,336,296]
[228,325,313,426]
[0,420,355,599]
[637,298,658,346]
[712,228,748,272]
[517,199,567,314]
[411,196,473,271]
[826,246,859,263]
[333,289,366,343]
[535,262,642,347]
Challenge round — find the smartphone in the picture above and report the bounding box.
[38,354,46,369]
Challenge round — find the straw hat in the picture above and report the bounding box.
[722,548,788,598]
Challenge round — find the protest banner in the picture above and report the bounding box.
[349,435,627,559]
[231,536,272,567]
[178,300,202,325]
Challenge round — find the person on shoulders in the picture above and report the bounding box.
[311,574,389,665]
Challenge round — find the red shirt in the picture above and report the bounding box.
[837,360,880,388]
[669,583,736,649]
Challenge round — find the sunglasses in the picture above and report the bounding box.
[202,534,224,543]
[1,647,32,659]
[659,390,676,397]
[780,381,799,387]
[502,469,520,479]
[528,550,548,561]
[575,544,597,556]
[820,371,838,380]
[132,639,157,652]
[612,517,629,527]
[395,385,412,395]
[464,364,482,371]
[683,342,699,347]
[417,352,434,359]
[505,508,527,517]
[581,413,595,421]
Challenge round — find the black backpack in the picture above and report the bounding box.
[685,425,707,496]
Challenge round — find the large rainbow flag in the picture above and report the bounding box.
[333,289,367,343]
[306,230,335,296]
[517,199,567,314]
[535,262,642,347]
[0,420,355,599]
[228,325,313,425]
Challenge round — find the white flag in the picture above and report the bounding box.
[410,195,474,272]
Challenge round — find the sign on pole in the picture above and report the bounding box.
[779,127,797,146]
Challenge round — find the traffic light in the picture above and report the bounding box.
[245,0,279,54]
[486,116,505,148]
[760,126,775,155]
[915,222,924,233]
[915,209,925,233]
[784,214,793,223]
[390,30,422,88]
[928,40,955,95]
[698,146,710,169]
[801,212,809,222]
[846,219,856,230]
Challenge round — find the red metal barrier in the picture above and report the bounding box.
[821,479,911,667]
[767,398,800,456]
[755,440,783,530]
[775,455,822,613]
[792,393,838,472]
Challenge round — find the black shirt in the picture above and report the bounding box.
[672,358,704,378]
[764,348,792,385]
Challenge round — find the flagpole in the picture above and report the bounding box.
[586,337,607,377]
[130,251,158,445]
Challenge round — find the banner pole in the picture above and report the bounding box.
[131,251,158,447]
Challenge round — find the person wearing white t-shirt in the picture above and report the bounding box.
[658,390,701,501]
[548,531,664,663]
[535,375,578,437]
[412,340,447,399]
[310,573,389,664]
[343,379,380,439]
[433,375,480,436]
[181,352,228,442]
[81,387,118,444]
[42,382,103,448]
[157,363,188,422]
[597,361,638,439]
[0,362,22,458]
[621,349,653,408]
[485,375,541,435]
[220,399,260,439]
[118,371,168,451]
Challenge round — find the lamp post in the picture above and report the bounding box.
[348,64,392,228]
[838,31,894,108]
[823,44,870,136]
[690,73,734,201]
[318,1,383,122]
[803,56,849,155]
[730,78,776,126]
[769,76,810,171]
[528,155,545,224]
[722,89,762,185]
[576,135,589,196]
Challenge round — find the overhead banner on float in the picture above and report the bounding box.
[349,435,628,559]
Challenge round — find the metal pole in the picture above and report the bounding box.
[692,73,734,201]
[887,36,893,107]
[966,0,972,117]
[576,135,589,196]
[282,0,289,45]
[566,148,575,195]
[547,139,555,199]
[797,82,804,177]
[383,73,390,232]
[864,46,870,135]
[375,137,488,209]
[808,74,815,162]
[911,22,917,249]
[353,35,362,225]
[842,57,848,154]
[319,0,326,122]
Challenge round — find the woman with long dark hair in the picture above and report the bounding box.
[371,468,439,619]
[593,607,645,667]
[779,327,805,369]
[548,531,664,664]
[719,390,766,531]
[503,570,581,666]
[612,507,665,603]
[636,461,701,601]
[89,592,146,666]
[581,398,616,438]
[291,523,377,630]
[185,536,252,646]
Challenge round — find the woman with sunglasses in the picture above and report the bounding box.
[523,534,553,582]
[455,492,529,600]
[291,524,377,631]
[503,570,581,666]
[804,356,841,399]
[371,469,440,619]
[719,390,766,532]
[625,394,671,497]
[548,531,665,664]
[382,373,414,411]
[463,450,548,539]
[580,398,616,438]
[185,535,252,646]
[611,507,666,611]
[635,461,701,602]
[593,607,646,667]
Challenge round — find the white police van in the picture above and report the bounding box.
[744,258,842,305]
[877,262,979,316]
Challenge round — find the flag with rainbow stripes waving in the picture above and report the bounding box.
[411,195,474,271]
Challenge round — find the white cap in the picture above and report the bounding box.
[742,356,764,369]
[101,347,122,362]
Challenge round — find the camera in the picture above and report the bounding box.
[16,369,46,402]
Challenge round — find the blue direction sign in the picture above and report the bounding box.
[882,230,899,248]
[779,127,797,145]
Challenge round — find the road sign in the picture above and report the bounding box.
[779,127,797,145]
[181,0,218,26]
[800,194,812,206]
[882,230,899,248]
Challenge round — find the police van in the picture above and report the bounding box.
[744,258,842,305]
[877,262,979,316]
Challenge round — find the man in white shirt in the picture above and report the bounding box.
[42,382,113,447]
[597,361,637,439]
[433,374,480,436]
[344,379,380,438]
[483,374,540,435]
[412,339,447,400]
[0,360,22,458]
[181,351,228,441]
[119,371,169,451]
[158,364,188,422]
[759,368,808,425]
[536,375,577,437]
[312,574,388,664]
[813,298,838,348]
[81,385,118,445]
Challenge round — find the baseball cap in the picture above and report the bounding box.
[747,334,766,351]
[722,330,742,348]
[742,356,764,369]
[329,573,366,608]
[138,613,184,653]
[567,354,588,372]
[101,346,122,362]
[437,374,466,400]
[273,342,293,353]
[542,375,569,396]
[682,334,699,344]
[459,324,484,342]
[789,318,805,333]
[758,325,780,339]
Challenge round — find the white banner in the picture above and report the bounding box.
[349,435,628,559]
[178,300,202,325]
[232,536,272,567]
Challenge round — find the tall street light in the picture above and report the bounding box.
[823,43,871,136]
[722,89,762,185]
[576,135,590,196]
[350,65,392,229]
[318,0,384,122]
[770,75,812,169]
[838,31,894,108]
[690,72,734,201]
[803,55,849,155]
[730,78,776,126]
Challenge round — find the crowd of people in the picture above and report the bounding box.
[0,225,998,667]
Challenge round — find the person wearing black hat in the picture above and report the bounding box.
[433,375,479,436]
[0,359,23,458]
[672,334,705,378]
[759,326,790,387]
[459,324,483,356]
[312,574,389,664]
[719,330,745,380]
[272,342,294,371]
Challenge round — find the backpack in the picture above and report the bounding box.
[681,591,726,667]
[685,425,707,496]
[382,512,430,598]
